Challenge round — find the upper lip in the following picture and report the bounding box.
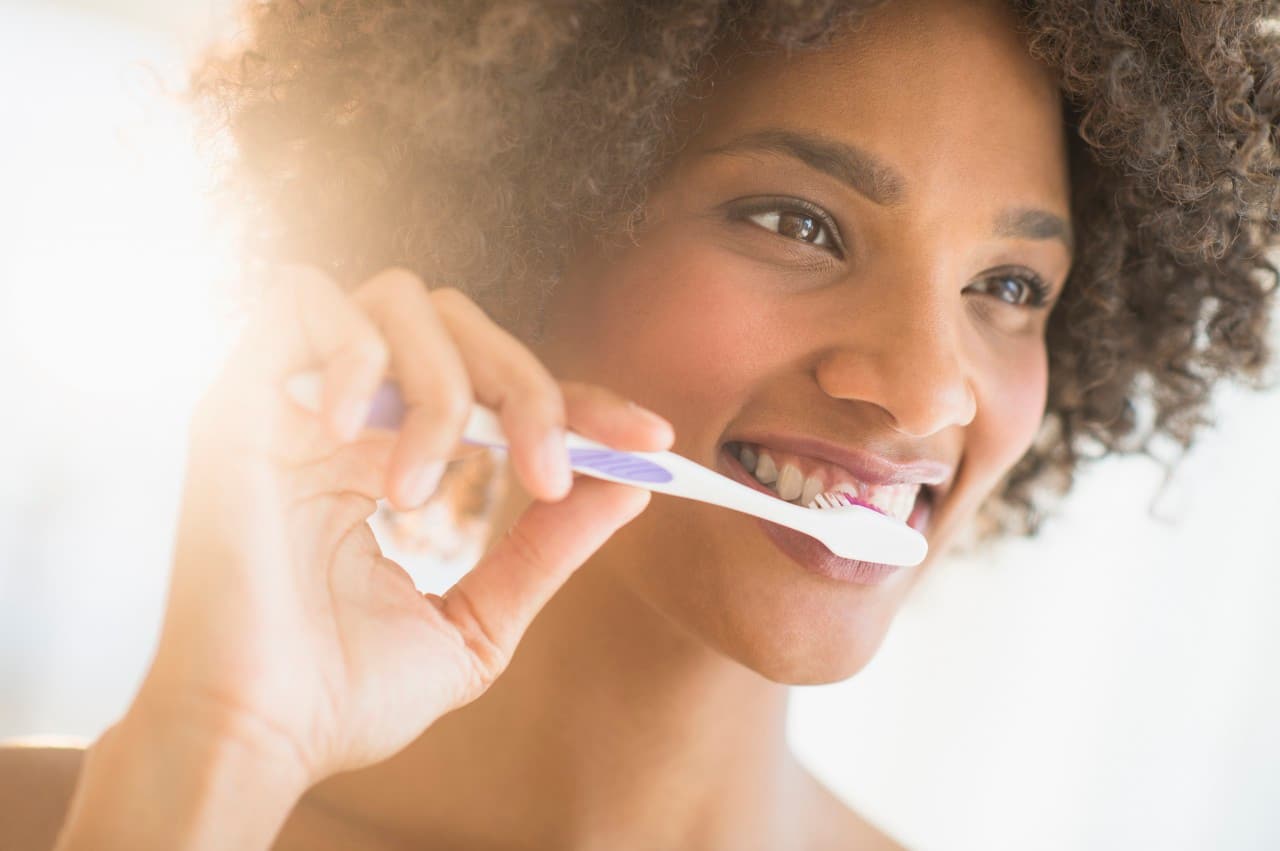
[725,432,953,491]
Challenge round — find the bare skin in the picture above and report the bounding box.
[2,1,1070,849]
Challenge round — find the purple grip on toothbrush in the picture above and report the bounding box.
[361,380,672,484]
[567,448,674,484]
[365,381,406,430]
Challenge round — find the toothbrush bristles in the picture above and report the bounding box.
[809,490,855,510]
[809,489,895,519]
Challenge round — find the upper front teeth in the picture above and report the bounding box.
[733,442,922,522]
[776,463,804,501]
[754,451,778,484]
[799,474,823,507]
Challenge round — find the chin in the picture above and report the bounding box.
[727,613,901,685]
[601,492,942,686]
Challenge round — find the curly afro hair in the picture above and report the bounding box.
[193,0,1280,544]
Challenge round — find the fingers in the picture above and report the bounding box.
[559,381,674,453]
[237,266,385,395]
[434,477,651,687]
[202,265,389,458]
[354,272,674,511]
[428,286,574,505]
[427,293,675,504]
[349,270,474,509]
[283,434,398,505]
[209,264,675,514]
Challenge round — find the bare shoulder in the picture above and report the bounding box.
[796,764,908,851]
[0,742,87,850]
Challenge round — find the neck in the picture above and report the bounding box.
[306,474,804,850]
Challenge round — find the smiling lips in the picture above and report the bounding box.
[728,441,925,523]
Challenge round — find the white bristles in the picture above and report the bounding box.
[809,490,858,510]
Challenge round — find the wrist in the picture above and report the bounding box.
[54,694,310,851]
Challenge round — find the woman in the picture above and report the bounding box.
[5,0,1277,848]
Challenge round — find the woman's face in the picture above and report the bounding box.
[532,0,1072,682]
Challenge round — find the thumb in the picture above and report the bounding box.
[431,477,650,683]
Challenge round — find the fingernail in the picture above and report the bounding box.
[539,427,573,498]
[334,397,370,440]
[627,400,673,434]
[403,460,446,505]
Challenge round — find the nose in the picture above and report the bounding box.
[813,287,978,437]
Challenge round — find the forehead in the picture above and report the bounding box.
[682,0,1070,219]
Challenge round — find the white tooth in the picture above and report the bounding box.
[802,479,922,521]
[754,452,778,484]
[885,485,921,521]
[739,444,758,473]
[866,489,896,516]
[776,464,804,501]
[905,488,920,519]
[890,489,908,520]
[800,474,823,508]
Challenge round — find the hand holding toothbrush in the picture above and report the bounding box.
[54,266,673,850]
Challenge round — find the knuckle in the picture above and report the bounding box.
[361,266,425,303]
[504,520,550,575]
[385,267,426,298]
[439,587,508,687]
[562,380,621,406]
[381,267,427,296]
[521,374,566,424]
[556,379,589,398]
[429,285,479,316]
[436,385,474,428]
[283,491,380,572]
[348,333,390,371]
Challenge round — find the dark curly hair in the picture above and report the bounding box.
[193,0,1280,544]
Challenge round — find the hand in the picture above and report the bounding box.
[135,265,673,789]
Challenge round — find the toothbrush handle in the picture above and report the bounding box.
[358,377,777,511]
[284,371,925,563]
[293,372,680,486]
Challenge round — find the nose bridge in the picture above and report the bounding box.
[814,277,977,437]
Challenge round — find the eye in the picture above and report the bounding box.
[968,269,1053,309]
[747,209,836,248]
[730,196,845,256]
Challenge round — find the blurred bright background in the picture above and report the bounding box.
[0,2,1277,849]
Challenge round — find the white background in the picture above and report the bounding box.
[1,2,1277,849]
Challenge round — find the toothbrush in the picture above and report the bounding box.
[284,372,928,567]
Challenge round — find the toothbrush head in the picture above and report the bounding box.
[801,489,929,566]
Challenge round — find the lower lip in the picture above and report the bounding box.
[716,445,934,586]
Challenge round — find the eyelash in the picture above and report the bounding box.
[731,196,1054,310]
[972,269,1054,309]
[730,196,846,257]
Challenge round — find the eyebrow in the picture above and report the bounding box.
[705,128,907,207]
[702,128,1074,254]
[994,207,1075,255]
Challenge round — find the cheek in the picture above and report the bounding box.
[968,339,1049,492]
[541,242,786,454]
